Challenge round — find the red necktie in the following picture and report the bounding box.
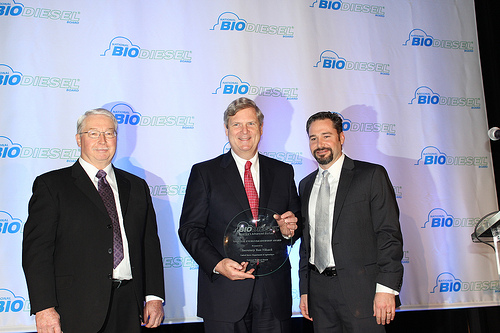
[244,161,259,221]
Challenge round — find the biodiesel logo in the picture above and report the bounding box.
[0,289,29,313]
[402,250,409,264]
[260,151,303,165]
[0,64,79,91]
[415,146,488,168]
[314,50,390,75]
[223,143,303,165]
[0,136,79,161]
[0,1,80,24]
[310,1,385,17]
[393,186,402,199]
[100,36,192,62]
[409,86,480,109]
[431,272,500,293]
[338,113,396,135]
[210,12,294,38]
[149,184,187,197]
[107,102,194,129]
[421,208,480,229]
[163,256,198,269]
[0,136,21,158]
[403,29,474,52]
[0,211,23,234]
[213,75,298,100]
[233,221,279,235]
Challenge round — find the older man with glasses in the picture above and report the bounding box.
[22,108,165,333]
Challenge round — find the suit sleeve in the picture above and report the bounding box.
[141,179,166,299]
[298,227,309,295]
[178,165,224,277]
[370,166,404,292]
[288,166,302,243]
[298,178,310,296]
[22,176,59,315]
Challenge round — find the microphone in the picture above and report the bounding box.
[488,127,500,141]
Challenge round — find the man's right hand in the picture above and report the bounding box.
[300,294,313,321]
[36,307,62,333]
[215,258,256,280]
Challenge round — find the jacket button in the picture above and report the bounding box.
[108,248,113,254]
[108,274,112,279]
[107,224,112,229]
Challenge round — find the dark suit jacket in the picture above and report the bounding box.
[178,151,300,322]
[22,161,165,333]
[299,156,403,318]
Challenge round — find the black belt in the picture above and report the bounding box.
[309,264,337,276]
[111,279,131,289]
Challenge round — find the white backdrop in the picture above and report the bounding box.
[1,0,499,331]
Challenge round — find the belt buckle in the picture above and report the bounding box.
[112,279,124,289]
[324,267,337,276]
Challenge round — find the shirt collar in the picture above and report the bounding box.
[78,157,114,181]
[230,149,259,169]
[317,153,345,181]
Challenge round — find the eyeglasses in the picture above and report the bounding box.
[80,130,117,139]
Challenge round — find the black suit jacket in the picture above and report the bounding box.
[178,151,300,322]
[299,156,403,318]
[22,161,165,333]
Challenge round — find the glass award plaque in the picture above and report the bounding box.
[224,208,292,277]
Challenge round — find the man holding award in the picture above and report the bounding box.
[178,97,300,333]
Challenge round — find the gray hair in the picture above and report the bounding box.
[223,97,264,128]
[76,108,118,134]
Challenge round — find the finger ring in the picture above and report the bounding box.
[387,312,391,314]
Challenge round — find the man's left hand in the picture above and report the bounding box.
[274,211,297,238]
[373,292,396,325]
[142,300,164,328]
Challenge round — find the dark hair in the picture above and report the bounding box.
[306,111,343,135]
[223,97,264,127]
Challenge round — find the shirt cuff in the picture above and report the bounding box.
[376,283,399,295]
[145,295,164,303]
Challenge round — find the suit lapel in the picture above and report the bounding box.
[71,162,108,217]
[301,171,317,249]
[114,167,131,217]
[258,154,272,209]
[301,170,317,222]
[333,156,354,234]
[221,152,250,214]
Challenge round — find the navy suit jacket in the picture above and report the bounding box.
[178,151,300,322]
[299,156,403,318]
[22,161,165,333]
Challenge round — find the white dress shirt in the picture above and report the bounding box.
[307,154,397,295]
[78,158,163,302]
[213,151,260,274]
[308,154,344,268]
[79,158,132,280]
[231,150,260,194]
